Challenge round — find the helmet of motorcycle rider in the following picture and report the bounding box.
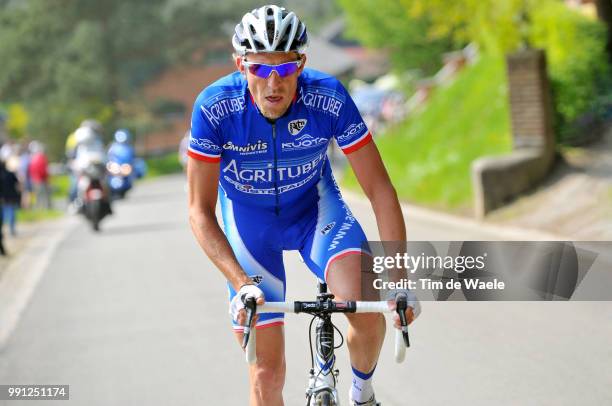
[79,119,104,136]
[74,126,99,146]
[232,5,309,55]
[114,129,132,144]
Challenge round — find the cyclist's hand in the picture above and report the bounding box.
[230,284,265,327]
[386,289,421,329]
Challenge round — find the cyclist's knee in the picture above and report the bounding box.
[243,326,286,395]
[251,357,286,394]
[346,311,385,331]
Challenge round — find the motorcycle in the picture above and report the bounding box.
[106,158,134,199]
[75,162,112,231]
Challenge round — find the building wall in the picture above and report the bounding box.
[138,48,236,155]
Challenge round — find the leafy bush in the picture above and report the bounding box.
[337,0,454,75]
[529,2,611,144]
[145,153,183,178]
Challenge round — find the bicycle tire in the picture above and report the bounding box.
[317,391,333,406]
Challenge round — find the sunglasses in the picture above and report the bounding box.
[242,59,303,79]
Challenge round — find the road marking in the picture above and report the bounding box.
[0,216,79,351]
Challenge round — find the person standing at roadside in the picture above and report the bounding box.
[0,159,21,236]
[17,143,32,209]
[0,162,8,255]
[28,141,51,209]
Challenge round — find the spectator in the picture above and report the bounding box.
[28,141,51,209]
[17,144,32,209]
[0,139,16,162]
[0,160,20,236]
[0,162,7,256]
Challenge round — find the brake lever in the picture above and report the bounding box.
[242,297,257,349]
[395,297,410,347]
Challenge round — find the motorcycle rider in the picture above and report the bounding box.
[106,129,137,198]
[67,119,105,203]
[108,129,135,163]
[69,124,111,215]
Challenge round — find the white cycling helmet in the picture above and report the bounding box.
[232,5,308,55]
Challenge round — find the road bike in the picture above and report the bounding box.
[242,282,412,406]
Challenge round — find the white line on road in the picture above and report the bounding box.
[0,216,79,351]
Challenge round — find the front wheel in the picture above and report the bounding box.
[315,391,334,406]
[88,200,102,232]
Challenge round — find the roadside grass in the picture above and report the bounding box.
[343,53,512,211]
[10,175,69,223]
[51,174,70,198]
[16,208,63,223]
[145,153,183,178]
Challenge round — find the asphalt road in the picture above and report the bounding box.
[1,174,611,405]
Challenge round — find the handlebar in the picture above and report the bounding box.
[241,297,256,349]
[242,297,413,364]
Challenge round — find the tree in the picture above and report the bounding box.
[0,0,257,159]
[336,0,454,75]
[404,0,611,143]
[5,104,28,139]
[595,0,612,63]
[406,0,535,53]
[0,0,168,157]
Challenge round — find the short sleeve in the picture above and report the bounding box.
[332,82,372,154]
[188,95,223,163]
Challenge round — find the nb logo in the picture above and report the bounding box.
[288,119,307,135]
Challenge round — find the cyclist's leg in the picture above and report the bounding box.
[299,167,384,393]
[326,254,385,374]
[219,194,286,405]
[234,326,285,406]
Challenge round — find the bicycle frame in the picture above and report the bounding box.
[242,283,412,406]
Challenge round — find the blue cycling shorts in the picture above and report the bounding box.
[221,163,369,331]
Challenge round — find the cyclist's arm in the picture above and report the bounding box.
[347,141,418,327]
[187,158,252,291]
[345,141,406,242]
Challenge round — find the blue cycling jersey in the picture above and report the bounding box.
[188,68,372,213]
[189,68,373,330]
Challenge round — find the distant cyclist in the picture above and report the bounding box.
[187,5,418,405]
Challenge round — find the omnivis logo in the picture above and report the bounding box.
[288,119,307,135]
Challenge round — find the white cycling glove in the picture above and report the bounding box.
[386,289,421,320]
[229,284,265,323]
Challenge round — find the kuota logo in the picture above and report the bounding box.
[281,134,327,151]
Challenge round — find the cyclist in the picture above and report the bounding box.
[187,5,418,405]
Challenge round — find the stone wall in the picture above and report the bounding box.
[472,49,555,218]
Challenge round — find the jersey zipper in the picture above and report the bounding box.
[272,123,280,215]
